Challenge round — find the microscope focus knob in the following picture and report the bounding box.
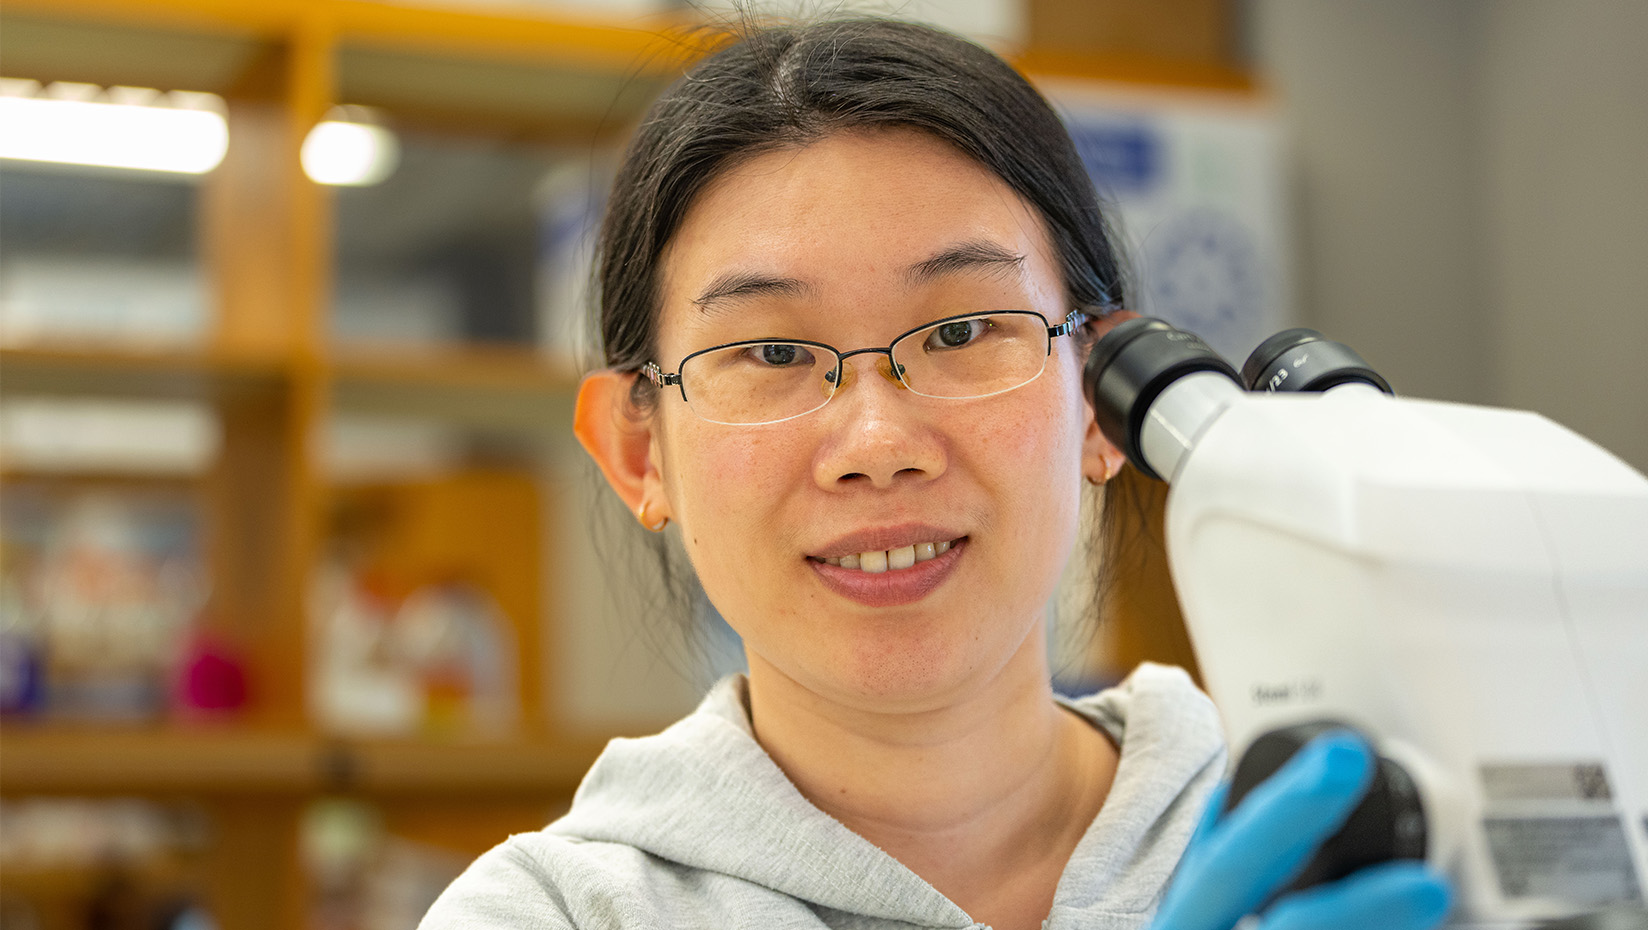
[1225,721,1428,900]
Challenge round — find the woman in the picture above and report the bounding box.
[422,17,1451,930]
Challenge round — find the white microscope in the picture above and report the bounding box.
[1083,318,1648,930]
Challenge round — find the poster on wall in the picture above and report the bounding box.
[1036,80,1294,689]
[1039,79,1293,366]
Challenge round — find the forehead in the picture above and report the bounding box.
[658,128,1060,316]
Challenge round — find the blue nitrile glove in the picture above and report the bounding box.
[1152,731,1453,930]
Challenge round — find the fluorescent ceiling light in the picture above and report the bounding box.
[0,80,228,175]
[301,110,399,187]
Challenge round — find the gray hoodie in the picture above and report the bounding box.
[419,663,1226,930]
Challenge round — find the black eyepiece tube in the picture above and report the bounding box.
[1083,317,1241,482]
[1241,328,1394,395]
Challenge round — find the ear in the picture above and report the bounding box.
[1080,310,1139,484]
[574,370,669,522]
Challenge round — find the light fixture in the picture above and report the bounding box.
[300,106,399,187]
[0,78,228,175]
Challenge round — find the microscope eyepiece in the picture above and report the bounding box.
[1084,317,1242,482]
[1242,327,1394,395]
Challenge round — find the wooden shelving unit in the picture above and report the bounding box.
[0,2,695,927]
[1,1,1231,925]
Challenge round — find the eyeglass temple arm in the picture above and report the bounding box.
[1047,310,1090,339]
[641,362,681,387]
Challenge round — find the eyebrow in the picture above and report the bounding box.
[905,240,1026,285]
[692,272,812,313]
[690,240,1026,314]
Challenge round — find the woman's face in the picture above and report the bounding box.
[649,128,1101,713]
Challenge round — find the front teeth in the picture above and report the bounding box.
[825,539,953,573]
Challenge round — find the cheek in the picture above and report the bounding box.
[971,382,1086,545]
[986,378,1084,473]
[662,419,806,538]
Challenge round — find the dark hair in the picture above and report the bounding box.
[591,15,1143,664]
[596,16,1127,391]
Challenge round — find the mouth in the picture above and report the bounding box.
[812,538,960,573]
[806,533,967,607]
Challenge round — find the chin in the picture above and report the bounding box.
[824,616,1014,713]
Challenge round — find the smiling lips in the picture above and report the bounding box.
[819,539,954,573]
[807,532,967,607]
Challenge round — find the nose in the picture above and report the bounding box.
[812,353,947,490]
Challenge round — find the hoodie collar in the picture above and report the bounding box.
[1047,663,1227,925]
[549,664,1224,928]
[549,675,970,926]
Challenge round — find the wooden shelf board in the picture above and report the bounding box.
[338,736,605,795]
[0,0,306,36]
[0,725,601,796]
[336,43,670,141]
[329,0,708,75]
[1,0,709,76]
[0,858,198,896]
[326,2,704,135]
[0,726,319,794]
[330,342,578,432]
[0,346,286,402]
[0,468,204,487]
[1015,49,1257,94]
[0,11,266,93]
[0,342,579,428]
[332,342,578,390]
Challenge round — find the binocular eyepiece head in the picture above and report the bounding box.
[1082,316,1394,482]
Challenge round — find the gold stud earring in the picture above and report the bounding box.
[1103,453,1123,482]
[1086,454,1123,486]
[637,501,669,532]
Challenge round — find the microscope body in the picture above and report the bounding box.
[1164,383,1648,927]
[1085,318,1648,928]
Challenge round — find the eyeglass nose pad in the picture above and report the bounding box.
[876,356,908,388]
[823,361,854,397]
[821,354,904,397]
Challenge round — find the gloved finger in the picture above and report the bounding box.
[1154,732,1374,930]
[1259,861,1453,930]
[1203,732,1375,889]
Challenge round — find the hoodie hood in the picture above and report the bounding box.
[546,663,1225,928]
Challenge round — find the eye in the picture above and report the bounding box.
[743,343,812,367]
[926,318,991,350]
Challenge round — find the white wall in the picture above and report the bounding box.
[1249,0,1648,470]
[1249,1,1488,404]
[1477,0,1648,472]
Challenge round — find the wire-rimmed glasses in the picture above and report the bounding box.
[641,309,1087,426]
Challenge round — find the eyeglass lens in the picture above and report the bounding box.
[895,313,1049,400]
[679,312,1052,425]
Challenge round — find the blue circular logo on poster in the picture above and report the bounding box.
[1144,208,1264,354]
